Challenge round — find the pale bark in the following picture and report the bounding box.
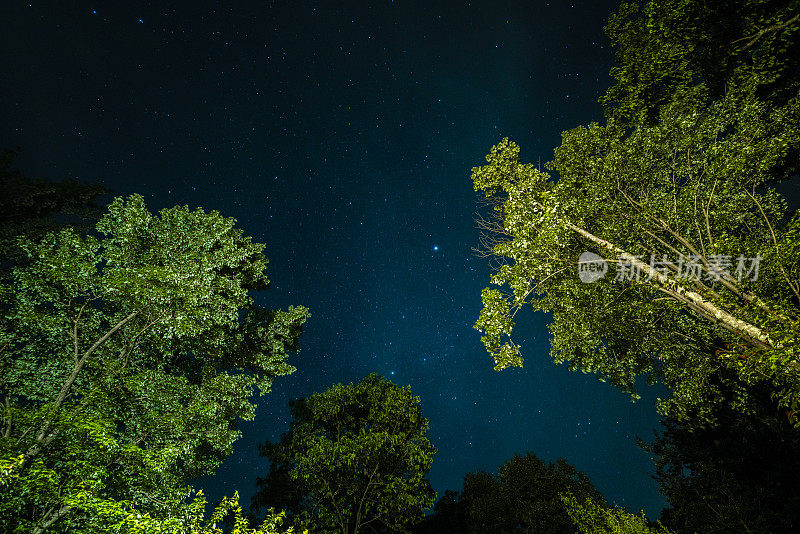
[32,504,71,534]
[560,218,799,371]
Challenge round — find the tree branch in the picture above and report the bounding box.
[353,462,381,534]
[555,208,781,351]
[2,395,11,439]
[23,311,140,466]
[732,14,800,51]
[52,310,139,416]
[744,188,800,304]
[32,504,71,534]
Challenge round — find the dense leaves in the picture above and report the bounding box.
[472,0,800,425]
[0,457,301,534]
[4,1,800,532]
[252,374,436,534]
[0,194,309,532]
[601,0,800,144]
[414,453,605,534]
[561,494,671,534]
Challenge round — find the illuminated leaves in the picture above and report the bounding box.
[471,75,800,424]
[253,374,435,533]
[0,195,308,530]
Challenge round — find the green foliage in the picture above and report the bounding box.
[252,374,436,534]
[0,147,108,271]
[415,453,605,534]
[561,493,671,534]
[0,194,309,532]
[471,0,800,424]
[601,0,800,140]
[59,485,304,534]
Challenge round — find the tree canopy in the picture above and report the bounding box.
[415,452,605,534]
[0,194,309,532]
[472,0,800,425]
[0,147,108,274]
[251,373,436,534]
[560,494,671,534]
[3,0,800,532]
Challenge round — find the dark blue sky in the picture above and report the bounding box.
[0,0,668,517]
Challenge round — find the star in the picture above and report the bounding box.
[433,245,439,251]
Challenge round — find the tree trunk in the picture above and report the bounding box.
[562,218,799,371]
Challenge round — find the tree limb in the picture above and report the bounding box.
[732,14,800,51]
[32,504,71,534]
[23,311,139,466]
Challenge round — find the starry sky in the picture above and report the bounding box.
[0,0,668,517]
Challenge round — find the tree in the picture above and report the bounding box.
[0,147,108,273]
[0,194,310,532]
[251,373,436,534]
[412,490,468,534]
[415,453,606,534]
[472,1,800,422]
[641,378,800,533]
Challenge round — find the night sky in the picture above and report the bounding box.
[0,0,668,517]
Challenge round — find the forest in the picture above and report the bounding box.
[1,0,800,532]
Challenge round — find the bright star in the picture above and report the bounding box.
[433,245,439,251]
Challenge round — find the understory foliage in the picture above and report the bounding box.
[0,194,309,532]
[252,374,436,534]
[472,0,800,426]
[0,454,300,534]
[560,494,671,534]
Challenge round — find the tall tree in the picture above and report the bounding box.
[415,453,605,534]
[251,374,436,534]
[0,194,309,532]
[472,0,800,424]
